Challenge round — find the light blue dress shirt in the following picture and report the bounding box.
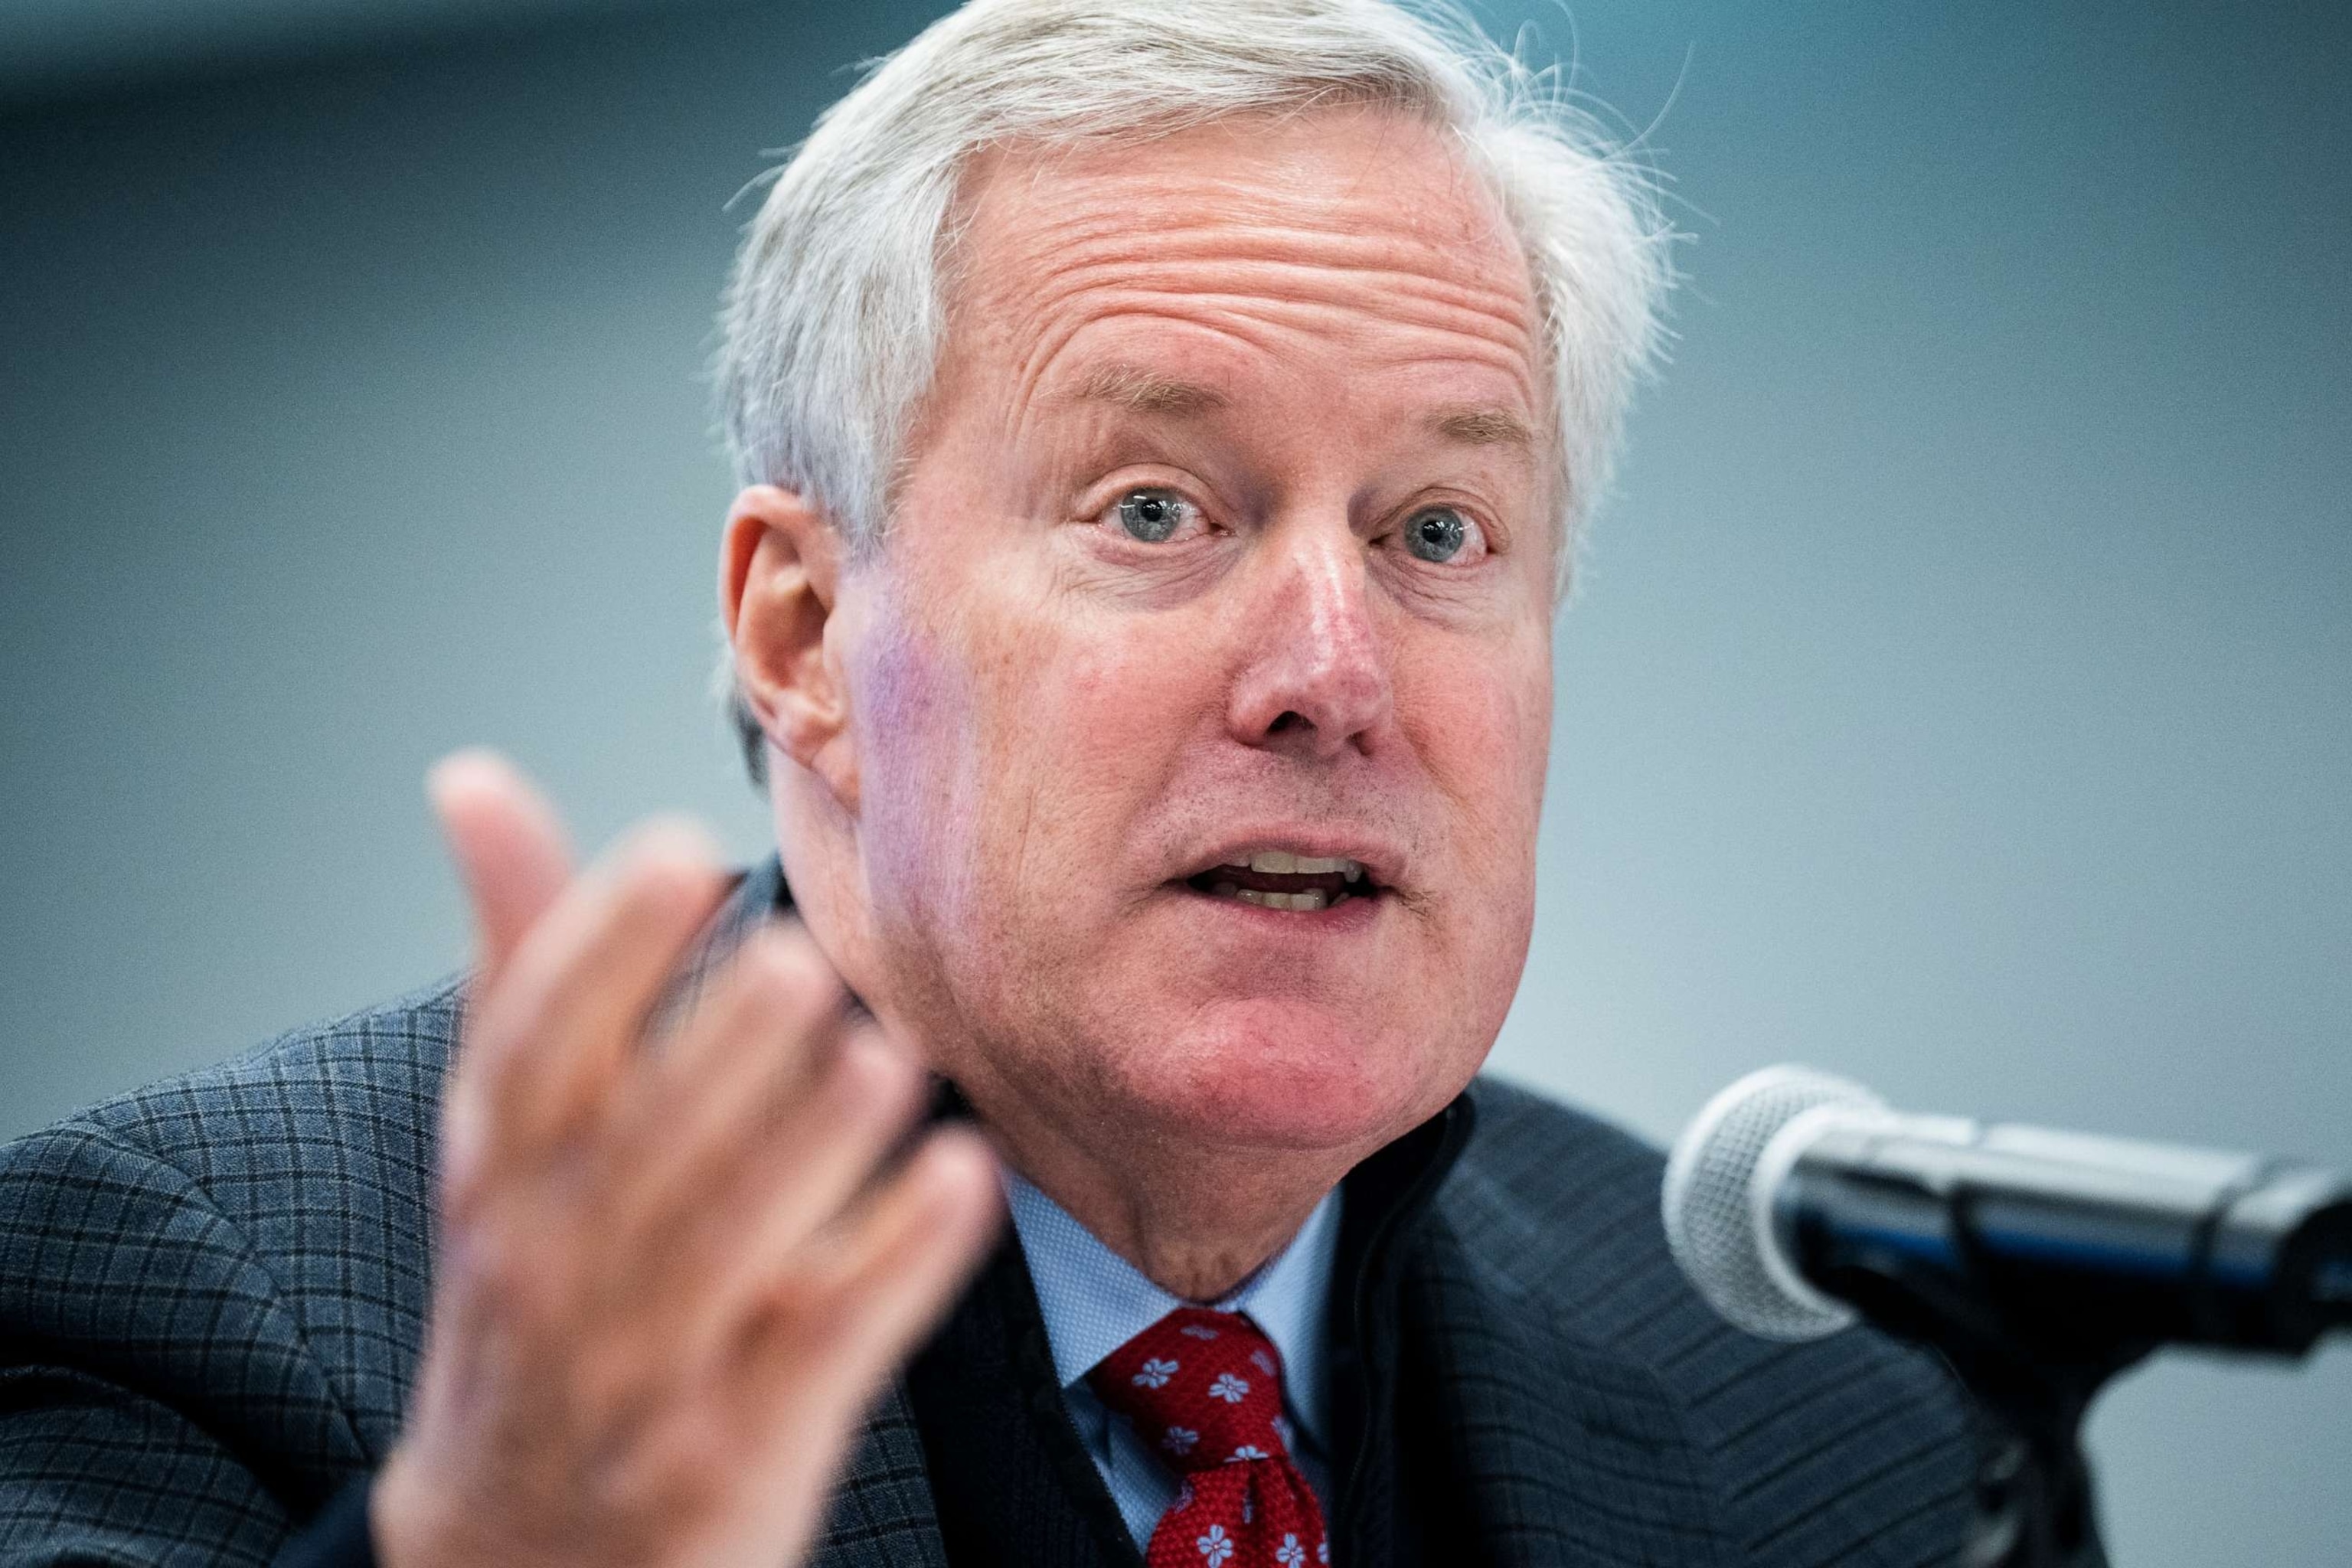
[1003,1171,1343,1552]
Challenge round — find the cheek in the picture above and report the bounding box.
[1054,630,1214,769]
[980,599,1219,849]
[849,613,979,929]
[854,577,1210,954]
[1402,619,1553,848]
[1400,622,1551,1015]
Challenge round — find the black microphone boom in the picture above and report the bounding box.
[1662,1066,2352,1361]
[1785,1105,2352,1358]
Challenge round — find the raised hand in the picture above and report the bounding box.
[371,751,999,1568]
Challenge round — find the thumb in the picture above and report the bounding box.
[428,749,574,986]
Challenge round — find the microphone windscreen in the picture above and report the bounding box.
[1662,1065,1881,1341]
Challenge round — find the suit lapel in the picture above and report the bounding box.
[902,1236,1142,1568]
[1412,1167,1736,1568]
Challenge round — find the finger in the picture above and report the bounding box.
[642,920,845,1112]
[739,1127,1000,1418]
[428,749,574,987]
[443,819,730,1195]
[653,1014,930,1335]
[605,928,883,1253]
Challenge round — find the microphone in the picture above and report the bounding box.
[1662,1066,2352,1357]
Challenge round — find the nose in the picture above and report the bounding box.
[1225,521,1396,760]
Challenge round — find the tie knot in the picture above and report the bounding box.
[1086,1307,1294,1475]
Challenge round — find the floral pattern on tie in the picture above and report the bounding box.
[1088,1307,1331,1568]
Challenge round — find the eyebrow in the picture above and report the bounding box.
[1428,404,1535,449]
[1068,362,1229,416]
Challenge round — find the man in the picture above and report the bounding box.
[0,1,1977,1563]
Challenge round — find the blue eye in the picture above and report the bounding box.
[1404,506,1469,563]
[1116,488,1188,542]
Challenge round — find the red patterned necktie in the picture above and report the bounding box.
[1086,1306,1331,1568]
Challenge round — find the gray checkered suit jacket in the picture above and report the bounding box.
[0,861,1976,1564]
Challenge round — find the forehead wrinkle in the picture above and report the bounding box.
[994,228,1540,409]
[1034,256,1533,357]
[994,237,1541,405]
[1018,283,1540,421]
[1005,303,1293,445]
[1008,293,1535,452]
[975,162,1532,310]
[959,147,1544,457]
[1010,213,1534,331]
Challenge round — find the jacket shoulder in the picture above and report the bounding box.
[0,977,460,1458]
[1449,1075,1977,1566]
[59,973,461,1190]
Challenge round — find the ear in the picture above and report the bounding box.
[721,485,857,805]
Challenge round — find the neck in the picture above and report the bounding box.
[970,1091,1357,1302]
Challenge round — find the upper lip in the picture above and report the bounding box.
[1178,829,1406,890]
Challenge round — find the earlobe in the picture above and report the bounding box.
[720,485,858,805]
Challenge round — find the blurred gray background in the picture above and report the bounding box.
[2,0,2345,1560]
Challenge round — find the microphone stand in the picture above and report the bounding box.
[1945,1342,2141,1568]
[1824,1264,2154,1568]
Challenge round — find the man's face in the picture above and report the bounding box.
[835,107,1555,1167]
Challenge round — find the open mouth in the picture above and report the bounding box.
[1181,851,1381,912]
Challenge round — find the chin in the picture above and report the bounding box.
[1120,998,1468,1155]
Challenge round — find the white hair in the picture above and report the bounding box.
[715,0,1674,779]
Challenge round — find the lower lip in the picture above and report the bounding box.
[1169,883,1386,931]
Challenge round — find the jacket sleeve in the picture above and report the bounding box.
[0,1121,378,1565]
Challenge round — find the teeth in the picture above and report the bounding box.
[1220,887,1335,912]
[1207,851,1372,888]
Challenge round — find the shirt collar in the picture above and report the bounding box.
[1004,1169,1342,1449]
